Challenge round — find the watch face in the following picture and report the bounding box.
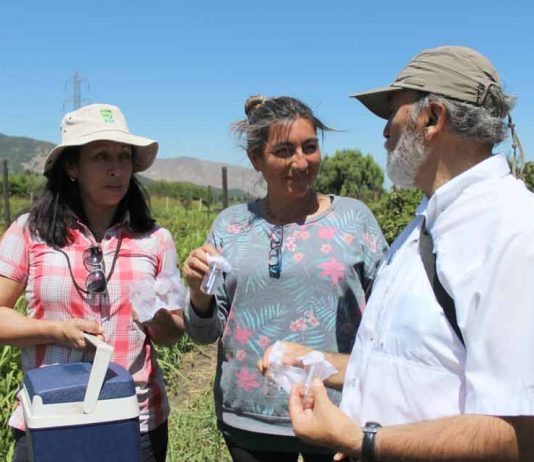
[364,421,382,431]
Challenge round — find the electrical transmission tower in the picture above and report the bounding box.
[63,71,90,111]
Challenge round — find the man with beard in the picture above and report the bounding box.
[258,46,534,461]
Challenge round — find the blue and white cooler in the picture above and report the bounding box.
[20,334,140,462]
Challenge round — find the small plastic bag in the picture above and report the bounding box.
[129,270,187,323]
[263,341,338,396]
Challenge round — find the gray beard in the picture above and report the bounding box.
[386,128,428,189]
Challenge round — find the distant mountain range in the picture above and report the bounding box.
[0,133,55,173]
[142,156,265,196]
[0,133,265,196]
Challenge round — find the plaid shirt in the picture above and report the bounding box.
[0,213,178,432]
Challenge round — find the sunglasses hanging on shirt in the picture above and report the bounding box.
[268,225,283,279]
[57,231,123,299]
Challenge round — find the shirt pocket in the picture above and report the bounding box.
[383,287,456,370]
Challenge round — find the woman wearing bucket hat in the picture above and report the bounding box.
[182,95,387,462]
[0,103,184,462]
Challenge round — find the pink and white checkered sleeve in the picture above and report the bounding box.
[156,227,179,275]
[0,214,30,283]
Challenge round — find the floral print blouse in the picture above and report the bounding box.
[185,195,387,440]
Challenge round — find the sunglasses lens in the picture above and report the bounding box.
[268,248,282,277]
[268,252,280,266]
[83,246,103,266]
[268,225,283,278]
[86,270,107,293]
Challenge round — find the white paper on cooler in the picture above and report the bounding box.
[129,270,187,323]
[266,341,338,394]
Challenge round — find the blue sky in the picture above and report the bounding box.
[1,0,533,175]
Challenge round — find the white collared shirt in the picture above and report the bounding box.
[340,154,534,425]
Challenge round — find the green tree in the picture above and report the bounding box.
[8,173,45,197]
[315,149,384,202]
[370,188,423,243]
[523,161,534,193]
[183,190,192,216]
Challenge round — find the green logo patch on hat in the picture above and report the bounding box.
[100,109,114,124]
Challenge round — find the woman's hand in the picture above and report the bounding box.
[144,308,184,346]
[182,243,219,314]
[258,341,349,390]
[257,340,313,375]
[54,319,104,350]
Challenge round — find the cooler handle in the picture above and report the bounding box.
[81,333,114,414]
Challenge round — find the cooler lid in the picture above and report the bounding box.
[23,362,135,405]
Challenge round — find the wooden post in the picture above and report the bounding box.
[221,166,229,209]
[2,159,11,227]
[206,186,212,220]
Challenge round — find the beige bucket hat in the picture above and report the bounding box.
[351,46,504,119]
[44,103,158,176]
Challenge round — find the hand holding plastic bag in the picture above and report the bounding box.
[264,341,338,395]
[129,270,187,323]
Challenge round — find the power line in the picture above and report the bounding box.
[63,71,90,111]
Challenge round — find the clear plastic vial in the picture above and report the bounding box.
[263,364,282,398]
[200,263,223,295]
[263,375,277,398]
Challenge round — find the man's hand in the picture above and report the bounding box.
[54,319,104,349]
[289,379,362,458]
[257,340,313,375]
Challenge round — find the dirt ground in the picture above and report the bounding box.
[170,342,218,408]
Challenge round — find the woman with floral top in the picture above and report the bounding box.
[182,95,387,462]
[0,104,184,462]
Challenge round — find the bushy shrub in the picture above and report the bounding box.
[370,188,423,244]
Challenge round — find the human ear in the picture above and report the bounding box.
[63,160,78,180]
[247,151,262,172]
[424,102,446,140]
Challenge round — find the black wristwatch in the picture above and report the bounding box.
[361,421,381,462]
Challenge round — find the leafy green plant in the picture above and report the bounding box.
[315,149,384,202]
[0,299,26,461]
[523,161,534,193]
[369,188,423,243]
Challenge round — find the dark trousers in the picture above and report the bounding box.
[12,420,168,462]
[225,436,334,462]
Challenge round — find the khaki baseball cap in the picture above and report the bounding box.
[44,103,158,176]
[351,46,504,119]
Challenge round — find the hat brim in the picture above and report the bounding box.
[44,130,158,176]
[350,85,405,120]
